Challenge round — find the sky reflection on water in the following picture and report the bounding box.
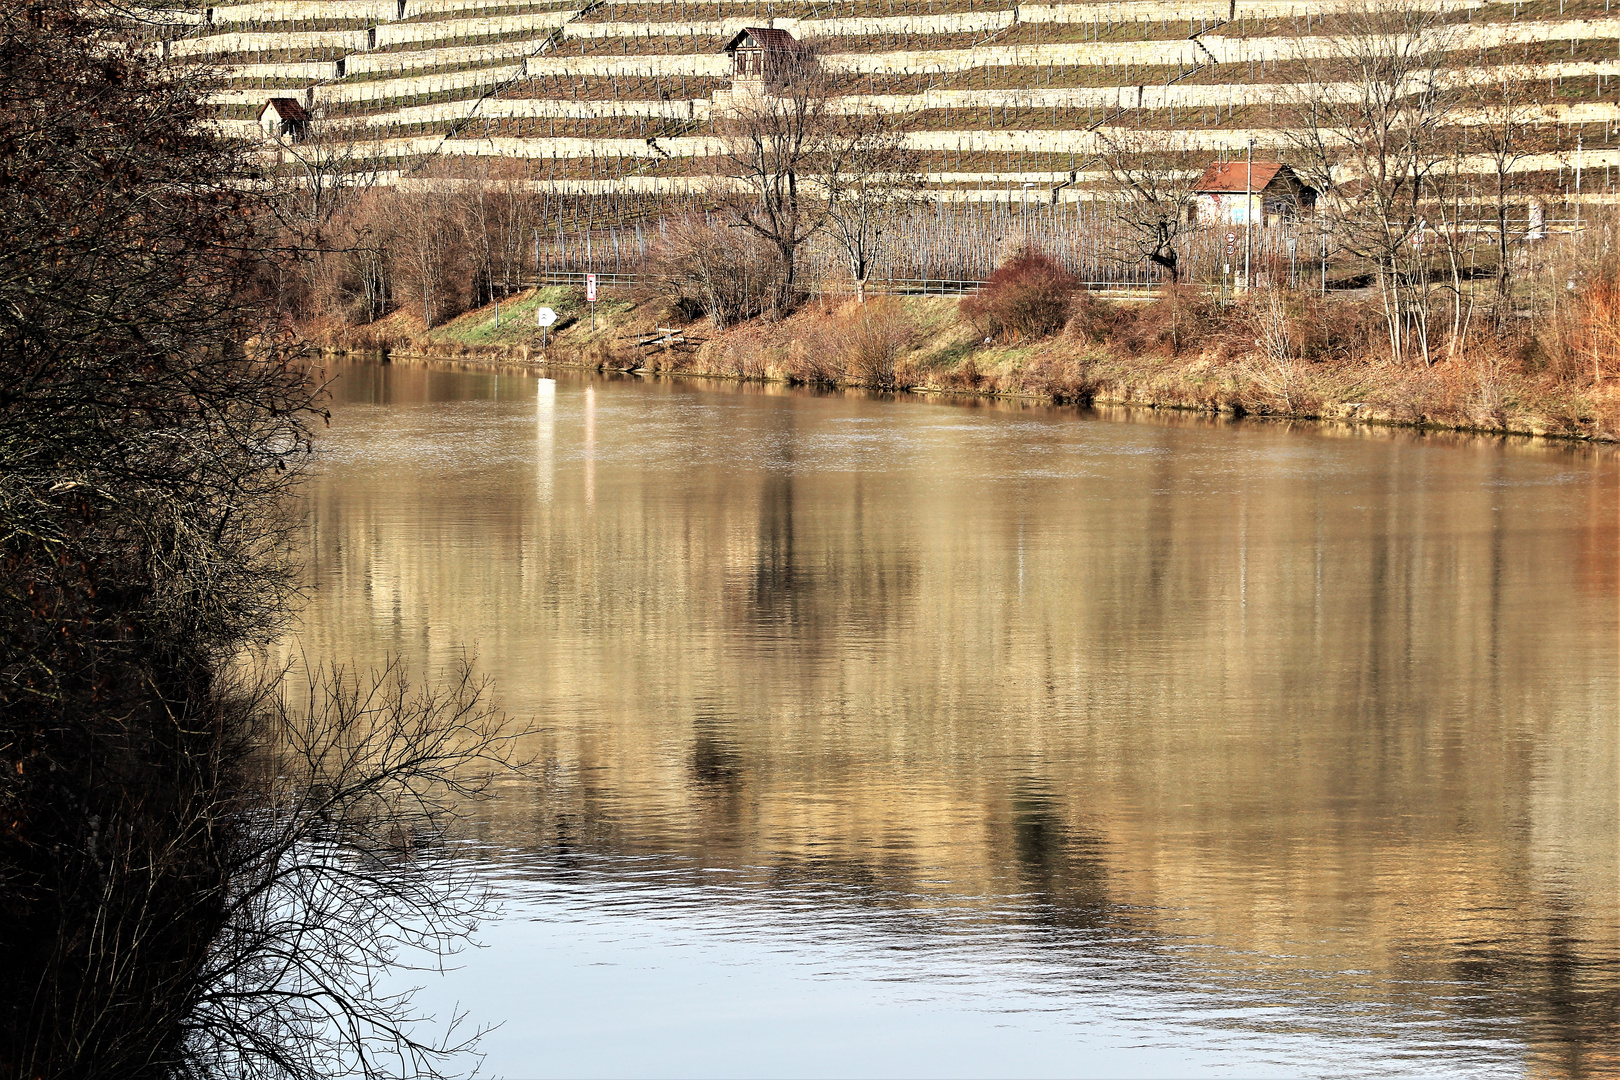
[408,848,1527,1079]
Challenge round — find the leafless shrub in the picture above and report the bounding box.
[702,322,779,378]
[643,214,783,330]
[1107,285,1220,359]
[832,298,916,388]
[1243,290,1307,413]
[1018,354,1095,403]
[177,659,522,1080]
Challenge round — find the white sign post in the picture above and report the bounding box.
[585,273,597,331]
[535,305,556,350]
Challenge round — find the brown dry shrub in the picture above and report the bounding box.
[1575,274,1620,384]
[834,298,916,389]
[703,322,778,378]
[1018,354,1094,402]
[959,247,1077,343]
[1107,285,1220,358]
[1064,291,1120,344]
[642,214,783,330]
[939,355,987,390]
[1303,294,1384,362]
[893,357,922,389]
[781,299,917,387]
[783,329,844,383]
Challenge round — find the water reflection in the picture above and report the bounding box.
[296,362,1619,1077]
[536,376,554,503]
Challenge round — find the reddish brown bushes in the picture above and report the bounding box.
[1577,275,1620,384]
[1064,290,1119,344]
[834,298,916,388]
[960,248,1077,343]
[1017,354,1094,402]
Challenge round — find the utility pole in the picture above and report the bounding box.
[1244,137,1254,290]
[1576,132,1583,234]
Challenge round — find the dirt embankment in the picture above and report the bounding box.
[307,286,1620,444]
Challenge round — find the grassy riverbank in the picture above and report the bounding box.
[308,287,1620,443]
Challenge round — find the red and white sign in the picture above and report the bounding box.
[585,273,597,302]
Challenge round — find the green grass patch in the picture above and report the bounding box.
[423,285,638,347]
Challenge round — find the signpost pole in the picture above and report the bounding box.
[1244,138,1254,291]
[536,304,557,352]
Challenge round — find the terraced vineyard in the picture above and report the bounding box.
[116,0,1620,294]
[125,0,1616,186]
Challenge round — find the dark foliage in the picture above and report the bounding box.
[0,4,376,1076]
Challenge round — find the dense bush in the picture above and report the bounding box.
[959,247,1077,343]
[832,298,917,388]
[1104,284,1220,358]
[642,214,783,330]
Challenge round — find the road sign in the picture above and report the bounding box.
[585,274,597,303]
[535,306,557,328]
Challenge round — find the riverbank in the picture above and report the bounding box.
[305,287,1620,443]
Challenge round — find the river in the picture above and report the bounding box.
[292,360,1618,1078]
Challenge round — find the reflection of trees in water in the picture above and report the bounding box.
[1005,781,1111,925]
[4,654,513,1079]
[1438,893,1620,1075]
[731,469,919,650]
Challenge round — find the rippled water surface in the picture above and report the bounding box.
[295,362,1618,1078]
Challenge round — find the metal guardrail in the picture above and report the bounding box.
[523,271,1181,297]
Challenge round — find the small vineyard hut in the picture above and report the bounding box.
[257,97,310,141]
[722,28,804,84]
[1191,163,1315,226]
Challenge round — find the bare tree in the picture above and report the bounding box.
[1283,0,1467,364]
[278,116,386,231]
[815,109,930,302]
[1462,64,1553,332]
[1094,129,1199,284]
[713,41,855,313]
[383,170,470,329]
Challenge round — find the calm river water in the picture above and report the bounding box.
[295,361,1618,1078]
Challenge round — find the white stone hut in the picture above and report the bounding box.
[257,97,311,142]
